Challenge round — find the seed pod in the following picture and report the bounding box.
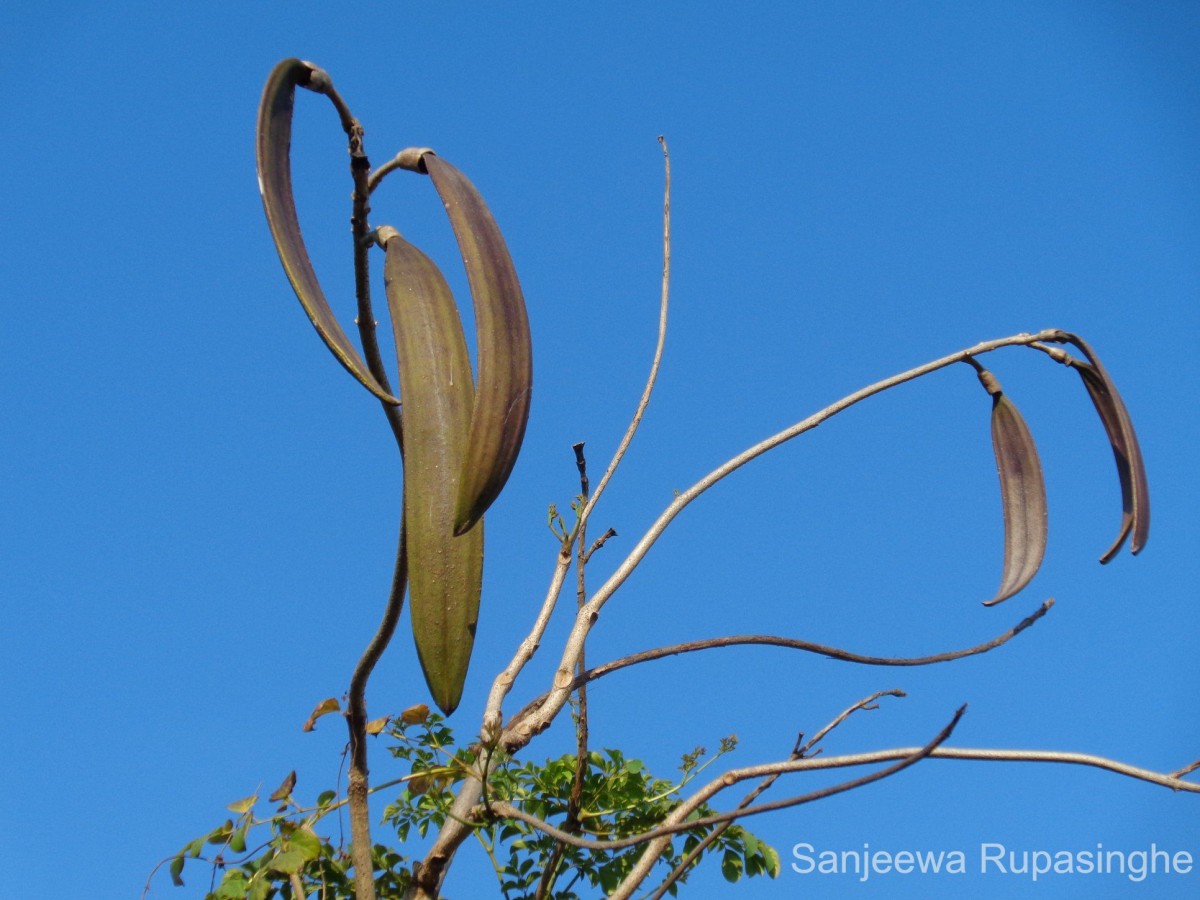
[383,230,483,715]
[256,58,398,405]
[421,153,533,535]
[1050,332,1149,562]
[972,365,1048,606]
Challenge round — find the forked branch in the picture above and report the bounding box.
[498,328,1065,752]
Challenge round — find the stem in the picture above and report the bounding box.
[314,74,407,900]
[346,527,407,899]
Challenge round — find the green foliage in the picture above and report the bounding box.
[159,712,777,899]
[382,714,779,898]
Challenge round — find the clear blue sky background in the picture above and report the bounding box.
[2,3,1197,899]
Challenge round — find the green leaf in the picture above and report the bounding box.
[721,848,744,882]
[228,794,258,815]
[741,831,759,857]
[763,843,782,878]
[208,819,235,843]
[289,827,322,861]
[270,847,308,875]
[169,855,185,887]
[229,821,249,854]
[213,870,248,900]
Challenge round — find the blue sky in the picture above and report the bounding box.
[2,2,1198,898]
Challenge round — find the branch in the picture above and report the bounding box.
[505,600,1048,736]
[500,328,1065,751]
[614,729,1200,898]
[308,72,406,900]
[649,690,905,899]
[483,704,963,900]
[565,598,1052,695]
[481,549,573,743]
[483,719,1200,899]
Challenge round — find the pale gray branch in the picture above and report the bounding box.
[649,690,906,900]
[500,329,1064,751]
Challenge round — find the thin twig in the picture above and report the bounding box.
[481,550,573,742]
[536,445,596,900]
[649,690,904,899]
[508,601,1050,733]
[569,445,592,816]
[1171,759,1200,779]
[801,689,907,755]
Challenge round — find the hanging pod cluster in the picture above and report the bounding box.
[255,59,532,714]
[967,331,1149,607]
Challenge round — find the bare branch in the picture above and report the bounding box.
[582,527,617,562]
[650,690,906,899]
[800,689,908,755]
[501,329,1065,751]
[507,600,1050,735]
[481,550,573,744]
[1171,759,1200,779]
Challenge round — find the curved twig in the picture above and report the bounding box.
[507,598,1052,737]
[599,596,1050,673]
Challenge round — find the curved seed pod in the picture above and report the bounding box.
[972,366,1048,606]
[1052,332,1149,562]
[421,153,533,535]
[383,230,483,715]
[256,58,398,405]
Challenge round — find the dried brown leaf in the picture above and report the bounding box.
[399,703,430,725]
[268,770,297,802]
[301,697,342,732]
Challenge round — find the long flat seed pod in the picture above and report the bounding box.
[256,58,398,405]
[422,153,533,535]
[972,365,1048,606]
[1052,331,1149,561]
[383,230,483,715]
